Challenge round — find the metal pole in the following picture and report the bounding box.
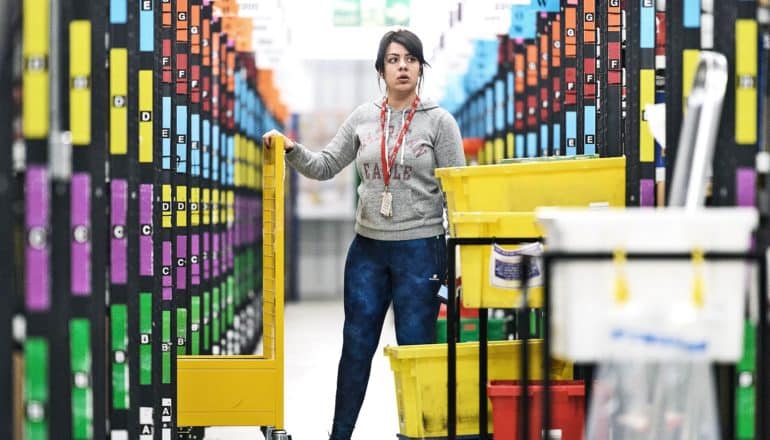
[447,238,457,440]
[519,255,530,440]
[757,250,768,439]
[543,254,552,440]
[479,306,488,440]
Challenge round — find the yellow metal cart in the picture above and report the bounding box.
[177,138,288,438]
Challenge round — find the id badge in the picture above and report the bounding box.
[380,191,393,217]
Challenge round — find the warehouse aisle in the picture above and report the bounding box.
[206,300,399,439]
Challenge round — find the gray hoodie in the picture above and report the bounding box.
[285,98,465,241]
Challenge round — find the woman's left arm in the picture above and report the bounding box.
[433,111,465,168]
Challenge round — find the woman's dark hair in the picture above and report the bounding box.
[374,29,431,76]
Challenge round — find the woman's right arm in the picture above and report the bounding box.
[262,109,360,181]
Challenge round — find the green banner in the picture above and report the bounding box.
[334,0,411,27]
[385,0,410,26]
[333,0,361,27]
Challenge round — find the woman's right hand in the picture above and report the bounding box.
[262,129,296,151]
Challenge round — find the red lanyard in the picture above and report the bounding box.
[380,96,420,189]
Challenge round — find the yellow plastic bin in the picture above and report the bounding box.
[435,157,626,308]
[384,340,573,439]
[451,212,544,308]
[435,156,626,213]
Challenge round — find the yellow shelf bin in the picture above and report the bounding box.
[384,340,573,439]
[177,137,286,428]
[451,212,545,307]
[436,156,626,308]
[436,156,626,213]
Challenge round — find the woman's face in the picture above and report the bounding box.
[382,42,421,95]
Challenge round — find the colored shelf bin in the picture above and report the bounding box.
[435,317,507,343]
[384,340,573,439]
[458,318,507,342]
[438,295,479,319]
[488,380,585,440]
[736,320,756,439]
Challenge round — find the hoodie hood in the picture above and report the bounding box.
[374,97,439,112]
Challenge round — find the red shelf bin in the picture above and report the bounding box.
[488,380,585,440]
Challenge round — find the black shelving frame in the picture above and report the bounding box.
[446,236,543,440]
[446,239,770,440]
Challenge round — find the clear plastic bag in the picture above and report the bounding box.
[585,361,720,440]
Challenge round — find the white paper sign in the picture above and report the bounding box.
[489,242,543,289]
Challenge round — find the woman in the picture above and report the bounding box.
[263,29,465,440]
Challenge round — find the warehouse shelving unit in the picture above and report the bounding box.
[4,0,290,438]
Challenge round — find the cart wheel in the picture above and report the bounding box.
[270,429,290,440]
[260,426,291,440]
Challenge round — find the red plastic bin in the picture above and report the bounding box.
[438,277,478,320]
[488,380,585,440]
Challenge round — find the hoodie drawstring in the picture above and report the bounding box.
[384,101,415,167]
[400,111,406,165]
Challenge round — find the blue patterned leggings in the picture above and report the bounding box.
[329,234,447,440]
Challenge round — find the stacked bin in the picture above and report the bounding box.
[487,380,585,440]
[384,341,573,439]
[381,152,626,439]
[436,157,626,309]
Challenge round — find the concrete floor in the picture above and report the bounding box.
[205,299,399,440]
